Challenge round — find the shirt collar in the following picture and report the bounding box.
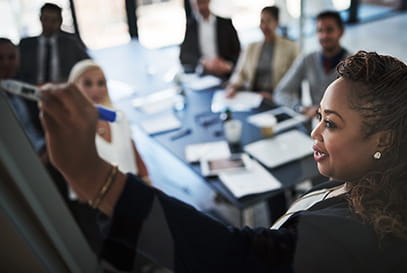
[40,34,57,43]
[196,13,215,24]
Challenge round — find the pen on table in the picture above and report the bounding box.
[0,79,121,122]
[171,128,192,140]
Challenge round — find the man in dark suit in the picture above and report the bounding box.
[180,0,241,78]
[18,2,89,85]
[18,2,89,133]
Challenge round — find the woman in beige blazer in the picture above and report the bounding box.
[226,6,298,101]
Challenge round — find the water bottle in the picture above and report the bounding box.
[173,73,186,111]
[221,108,242,144]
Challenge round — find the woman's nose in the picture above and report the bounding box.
[310,121,323,142]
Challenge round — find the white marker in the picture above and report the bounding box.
[0,79,121,122]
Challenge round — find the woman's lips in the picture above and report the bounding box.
[313,145,328,162]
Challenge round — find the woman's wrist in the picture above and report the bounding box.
[98,171,127,216]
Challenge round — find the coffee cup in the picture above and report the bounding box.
[224,119,242,144]
[255,115,277,138]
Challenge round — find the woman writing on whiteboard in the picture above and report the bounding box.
[40,51,407,272]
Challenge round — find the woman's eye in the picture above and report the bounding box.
[97,80,106,87]
[324,120,337,129]
[316,112,322,121]
[83,80,92,87]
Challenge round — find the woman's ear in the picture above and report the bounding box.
[376,130,393,150]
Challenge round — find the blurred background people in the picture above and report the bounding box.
[226,6,299,101]
[179,0,241,78]
[18,2,90,135]
[274,10,352,120]
[0,38,45,154]
[19,2,89,85]
[66,59,149,256]
[68,59,149,183]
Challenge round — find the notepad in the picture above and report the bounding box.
[132,88,177,114]
[244,130,314,168]
[140,113,181,135]
[219,158,281,198]
[211,90,262,112]
[182,74,222,91]
[107,80,138,101]
[185,141,231,163]
[247,106,307,133]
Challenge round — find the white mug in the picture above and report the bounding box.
[224,120,242,144]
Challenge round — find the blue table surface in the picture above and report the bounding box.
[91,40,323,210]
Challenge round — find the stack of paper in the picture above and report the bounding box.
[247,106,307,134]
[244,130,314,168]
[219,158,281,198]
[107,80,138,101]
[182,74,222,91]
[132,88,177,114]
[211,90,262,112]
[140,113,181,135]
[185,141,231,163]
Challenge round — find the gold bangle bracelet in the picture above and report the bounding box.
[88,165,119,209]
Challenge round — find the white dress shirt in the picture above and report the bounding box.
[37,35,60,83]
[197,14,217,59]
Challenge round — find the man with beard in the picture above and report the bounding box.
[274,11,351,120]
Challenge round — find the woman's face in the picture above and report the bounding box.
[76,68,107,105]
[311,78,382,181]
[260,11,278,38]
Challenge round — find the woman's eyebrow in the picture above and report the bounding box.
[324,109,344,121]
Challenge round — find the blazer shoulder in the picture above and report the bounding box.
[19,36,38,46]
[215,15,233,24]
[278,36,297,46]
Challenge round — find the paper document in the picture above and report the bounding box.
[244,130,314,168]
[140,113,181,135]
[182,74,222,91]
[107,80,138,101]
[247,106,307,133]
[219,158,281,198]
[185,141,231,163]
[132,88,176,114]
[211,90,262,112]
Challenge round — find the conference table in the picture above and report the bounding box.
[91,40,323,226]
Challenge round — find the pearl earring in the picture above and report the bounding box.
[373,151,381,160]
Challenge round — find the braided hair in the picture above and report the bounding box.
[337,51,407,239]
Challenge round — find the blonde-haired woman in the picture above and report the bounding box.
[68,59,149,195]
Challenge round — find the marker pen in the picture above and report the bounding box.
[0,79,121,122]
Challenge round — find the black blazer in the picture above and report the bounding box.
[17,33,89,133]
[103,176,407,273]
[179,15,241,75]
[18,33,89,84]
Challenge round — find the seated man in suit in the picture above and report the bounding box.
[274,10,352,120]
[179,0,241,78]
[225,6,299,102]
[18,2,90,133]
[0,38,45,154]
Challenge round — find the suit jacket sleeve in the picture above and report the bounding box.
[274,54,307,108]
[228,42,258,89]
[103,175,407,273]
[216,17,241,66]
[18,38,39,84]
[58,35,90,81]
[104,174,297,273]
[179,18,200,71]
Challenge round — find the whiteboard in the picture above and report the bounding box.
[0,93,101,273]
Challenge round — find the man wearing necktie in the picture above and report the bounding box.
[18,2,89,133]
